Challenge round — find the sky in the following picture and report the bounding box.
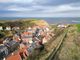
[0,0,80,17]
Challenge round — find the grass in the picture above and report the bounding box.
[76,24,80,32]
[53,25,80,60]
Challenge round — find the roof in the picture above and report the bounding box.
[22,32,32,35]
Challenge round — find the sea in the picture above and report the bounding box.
[0,17,80,24]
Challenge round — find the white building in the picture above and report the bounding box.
[5,27,11,30]
[0,26,3,30]
[57,24,67,28]
[12,27,20,30]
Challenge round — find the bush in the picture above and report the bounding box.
[0,31,5,39]
[76,24,80,32]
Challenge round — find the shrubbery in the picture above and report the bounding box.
[0,31,5,39]
[76,24,80,32]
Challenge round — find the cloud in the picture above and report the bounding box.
[0,0,80,17]
[33,0,80,6]
[0,0,34,3]
[41,4,80,13]
[0,0,12,2]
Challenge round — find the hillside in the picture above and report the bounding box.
[0,19,49,38]
[0,19,49,27]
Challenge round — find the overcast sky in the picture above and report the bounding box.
[0,0,80,17]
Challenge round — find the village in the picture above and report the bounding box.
[0,20,54,60]
[0,19,70,60]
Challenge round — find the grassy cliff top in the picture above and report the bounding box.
[0,19,49,28]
